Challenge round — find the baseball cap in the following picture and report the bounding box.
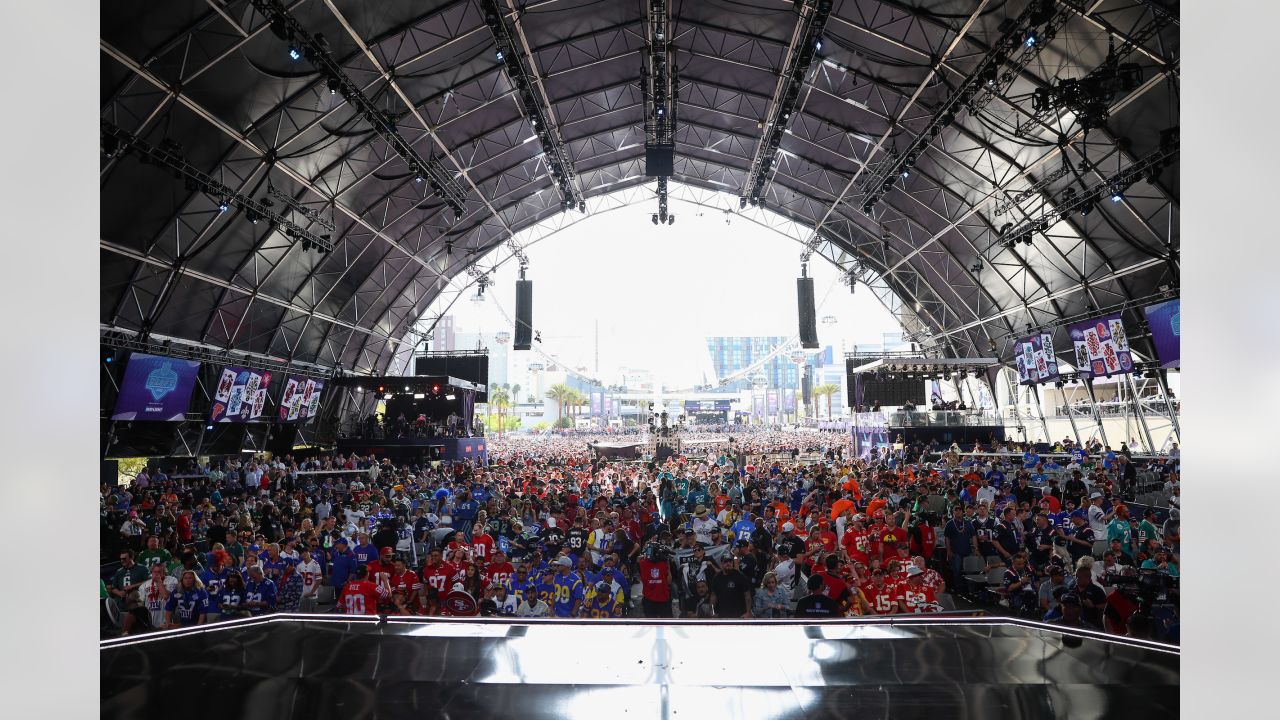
[451,583,466,593]
[734,539,749,548]
[1089,491,1103,499]
[380,546,394,555]
[556,557,573,568]
[905,565,924,577]
[1058,593,1081,606]
[1048,566,1064,576]
[782,522,795,532]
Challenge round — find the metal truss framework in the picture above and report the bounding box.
[100,0,1179,379]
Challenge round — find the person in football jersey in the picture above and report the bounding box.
[794,574,840,618]
[516,588,550,617]
[895,565,940,613]
[138,563,177,629]
[214,570,249,621]
[585,580,623,618]
[420,548,457,599]
[864,570,897,615]
[338,566,388,616]
[482,549,515,590]
[164,570,210,628]
[295,548,323,613]
[242,566,278,616]
[387,557,422,614]
[1001,552,1038,615]
[551,556,585,618]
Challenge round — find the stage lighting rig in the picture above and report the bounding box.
[995,131,1178,249]
[249,0,468,219]
[102,119,333,253]
[480,0,581,212]
[643,0,680,222]
[267,184,336,232]
[858,0,1067,212]
[740,0,832,208]
[1015,9,1174,137]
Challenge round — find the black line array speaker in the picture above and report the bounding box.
[645,144,674,177]
[513,279,533,350]
[797,276,818,349]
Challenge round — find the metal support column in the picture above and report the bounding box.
[1060,385,1084,447]
[1124,375,1156,453]
[1029,384,1052,445]
[1154,369,1181,445]
[1082,378,1110,447]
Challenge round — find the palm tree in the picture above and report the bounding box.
[489,387,511,438]
[812,383,841,419]
[546,383,573,421]
[511,383,522,406]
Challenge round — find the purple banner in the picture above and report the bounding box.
[1143,299,1180,369]
[278,375,326,424]
[766,390,779,416]
[1068,313,1134,380]
[1015,332,1060,386]
[782,389,796,413]
[210,365,272,423]
[603,395,614,417]
[591,392,603,416]
[111,353,200,421]
[753,395,765,418]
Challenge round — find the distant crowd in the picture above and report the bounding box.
[102,428,1179,641]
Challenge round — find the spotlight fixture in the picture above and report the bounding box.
[667,214,675,225]
[1024,29,1038,47]
[814,37,823,52]
[1111,192,1123,203]
[652,213,659,225]
[218,199,230,213]
[289,45,302,61]
[327,76,340,94]
[495,48,504,62]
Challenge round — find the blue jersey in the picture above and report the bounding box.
[454,500,479,521]
[165,589,209,625]
[261,557,295,585]
[552,574,584,617]
[534,581,557,607]
[730,519,756,543]
[504,577,537,605]
[215,588,246,620]
[1071,448,1088,464]
[352,544,378,566]
[1030,472,1048,485]
[198,568,228,598]
[1023,452,1040,468]
[244,578,278,615]
[329,549,357,588]
[986,470,1006,488]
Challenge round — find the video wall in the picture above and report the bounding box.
[211,366,271,423]
[1068,313,1135,379]
[1015,333,1060,386]
[111,353,201,421]
[279,375,325,424]
[1143,298,1180,369]
[106,351,328,425]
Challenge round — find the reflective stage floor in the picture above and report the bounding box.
[101,615,1178,719]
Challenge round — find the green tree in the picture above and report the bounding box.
[812,383,841,419]
[489,387,511,438]
[511,383,522,405]
[546,383,573,421]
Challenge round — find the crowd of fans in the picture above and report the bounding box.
[101,427,1179,641]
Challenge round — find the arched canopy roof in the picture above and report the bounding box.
[101,0,1179,375]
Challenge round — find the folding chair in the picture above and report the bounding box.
[960,556,989,597]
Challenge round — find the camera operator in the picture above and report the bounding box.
[638,542,674,618]
[1068,565,1107,627]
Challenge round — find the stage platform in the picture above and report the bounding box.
[335,435,487,463]
[101,615,1177,719]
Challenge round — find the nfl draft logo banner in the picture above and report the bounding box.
[111,353,201,421]
[1015,333,1060,386]
[210,365,272,423]
[1067,313,1134,379]
[1143,298,1180,369]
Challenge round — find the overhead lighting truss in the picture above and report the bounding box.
[858,0,1067,213]
[642,0,679,223]
[481,0,582,212]
[997,128,1178,249]
[1016,8,1174,137]
[741,0,832,208]
[249,0,469,219]
[102,119,334,253]
[266,184,336,232]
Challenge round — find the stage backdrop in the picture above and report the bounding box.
[111,353,200,421]
[1143,299,1180,369]
[210,365,271,423]
[1067,313,1134,379]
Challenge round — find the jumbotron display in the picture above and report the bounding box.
[1068,313,1134,379]
[1015,333,1059,386]
[110,352,200,421]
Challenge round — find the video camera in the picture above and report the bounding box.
[645,542,674,562]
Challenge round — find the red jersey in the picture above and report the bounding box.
[815,529,838,553]
[638,558,671,602]
[911,523,937,559]
[366,559,395,586]
[894,582,939,613]
[482,561,515,589]
[421,561,458,594]
[815,571,850,605]
[842,530,871,565]
[338,579,387,615]
[470,533,496,562]
[869,584,897,614]
[388,570,423,612]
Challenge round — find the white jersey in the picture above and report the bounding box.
[139,576,178,627]
[296,559,322,596]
